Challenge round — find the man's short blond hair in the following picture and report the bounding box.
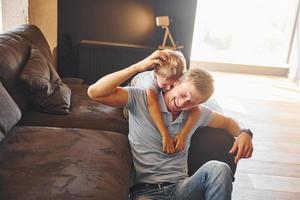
[181,68,214,101]
[154,49,186,80]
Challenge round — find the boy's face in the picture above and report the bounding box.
[156,75,177,91]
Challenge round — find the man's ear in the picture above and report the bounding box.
[173,79,181,86]
[154,71,159,79]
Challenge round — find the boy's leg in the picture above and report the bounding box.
[173,160,233,200]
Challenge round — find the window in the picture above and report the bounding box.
[191,0,299,67]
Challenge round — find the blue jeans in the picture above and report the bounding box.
[129,160,233,200]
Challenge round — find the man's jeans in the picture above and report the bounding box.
[129,160,233,200]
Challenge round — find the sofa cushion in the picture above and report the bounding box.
[0,82,21,140]
[0,126,132,200]
[19,84,129,134]
[19,46,71,114]
[0,24,62,113]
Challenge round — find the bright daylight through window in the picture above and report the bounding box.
[191,0,299,67]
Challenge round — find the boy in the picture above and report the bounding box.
[130,49,202,154]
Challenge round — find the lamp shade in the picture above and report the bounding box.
[156,16,169,27]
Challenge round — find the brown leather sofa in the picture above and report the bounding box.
[0,24,236,200]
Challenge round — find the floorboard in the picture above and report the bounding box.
[206,71,300,199]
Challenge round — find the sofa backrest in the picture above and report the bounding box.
[13,24,54,64]
[0,24,55,112]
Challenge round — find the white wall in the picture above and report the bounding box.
[1,0,28,31]
[29,0,57,65]
[288,8,300,85]
[0,1,2,32]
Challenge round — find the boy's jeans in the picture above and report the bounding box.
[129,160,233,200]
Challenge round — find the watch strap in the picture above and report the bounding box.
[239,128,253,138]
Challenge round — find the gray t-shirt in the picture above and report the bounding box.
[130,71,158,91]
[125,87,213,184]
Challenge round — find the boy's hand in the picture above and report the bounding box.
[135,50,168,72]
[162,134,175,154]
[174,133,187,152]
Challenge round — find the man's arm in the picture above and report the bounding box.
[207,111,253,163]
[146,89,175,154]
[87,50,165,107]
[87,65,137,107]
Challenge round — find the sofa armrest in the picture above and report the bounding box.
[188,127,237,177]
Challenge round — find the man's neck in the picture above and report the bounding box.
[171,111,181,121]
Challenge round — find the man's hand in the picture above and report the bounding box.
[135,50,168,73]
[229,132,253,163]
[174,133,187,152]
[162,134,175,154]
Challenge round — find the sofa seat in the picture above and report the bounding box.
[0,126,132,200]
[19,84,129,134]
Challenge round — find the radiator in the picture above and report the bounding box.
[78,40,155,85]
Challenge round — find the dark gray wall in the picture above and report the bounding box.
[58,0,197,77]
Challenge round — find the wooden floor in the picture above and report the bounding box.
[208,71,300,200]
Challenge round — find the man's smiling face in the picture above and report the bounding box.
[164,80,206,113]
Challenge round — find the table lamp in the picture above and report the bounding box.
[156,16,183,50]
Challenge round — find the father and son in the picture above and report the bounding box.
[88,49,253,200]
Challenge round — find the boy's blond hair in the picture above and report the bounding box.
[181,68,214,101]
[154,49,186,80]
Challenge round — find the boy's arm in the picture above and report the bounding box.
[175,106,201,151]
[181,107,201,137]
[146,89,175,154]
[87,50,165,107]
[208,111,253,163]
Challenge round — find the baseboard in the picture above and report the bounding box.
[190,61,289,77]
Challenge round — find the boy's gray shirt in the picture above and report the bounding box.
[130,71,158,91]
[125,87,213,184]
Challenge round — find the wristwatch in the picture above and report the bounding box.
[239,129,253,138]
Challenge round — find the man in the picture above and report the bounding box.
[88,50,253,200]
